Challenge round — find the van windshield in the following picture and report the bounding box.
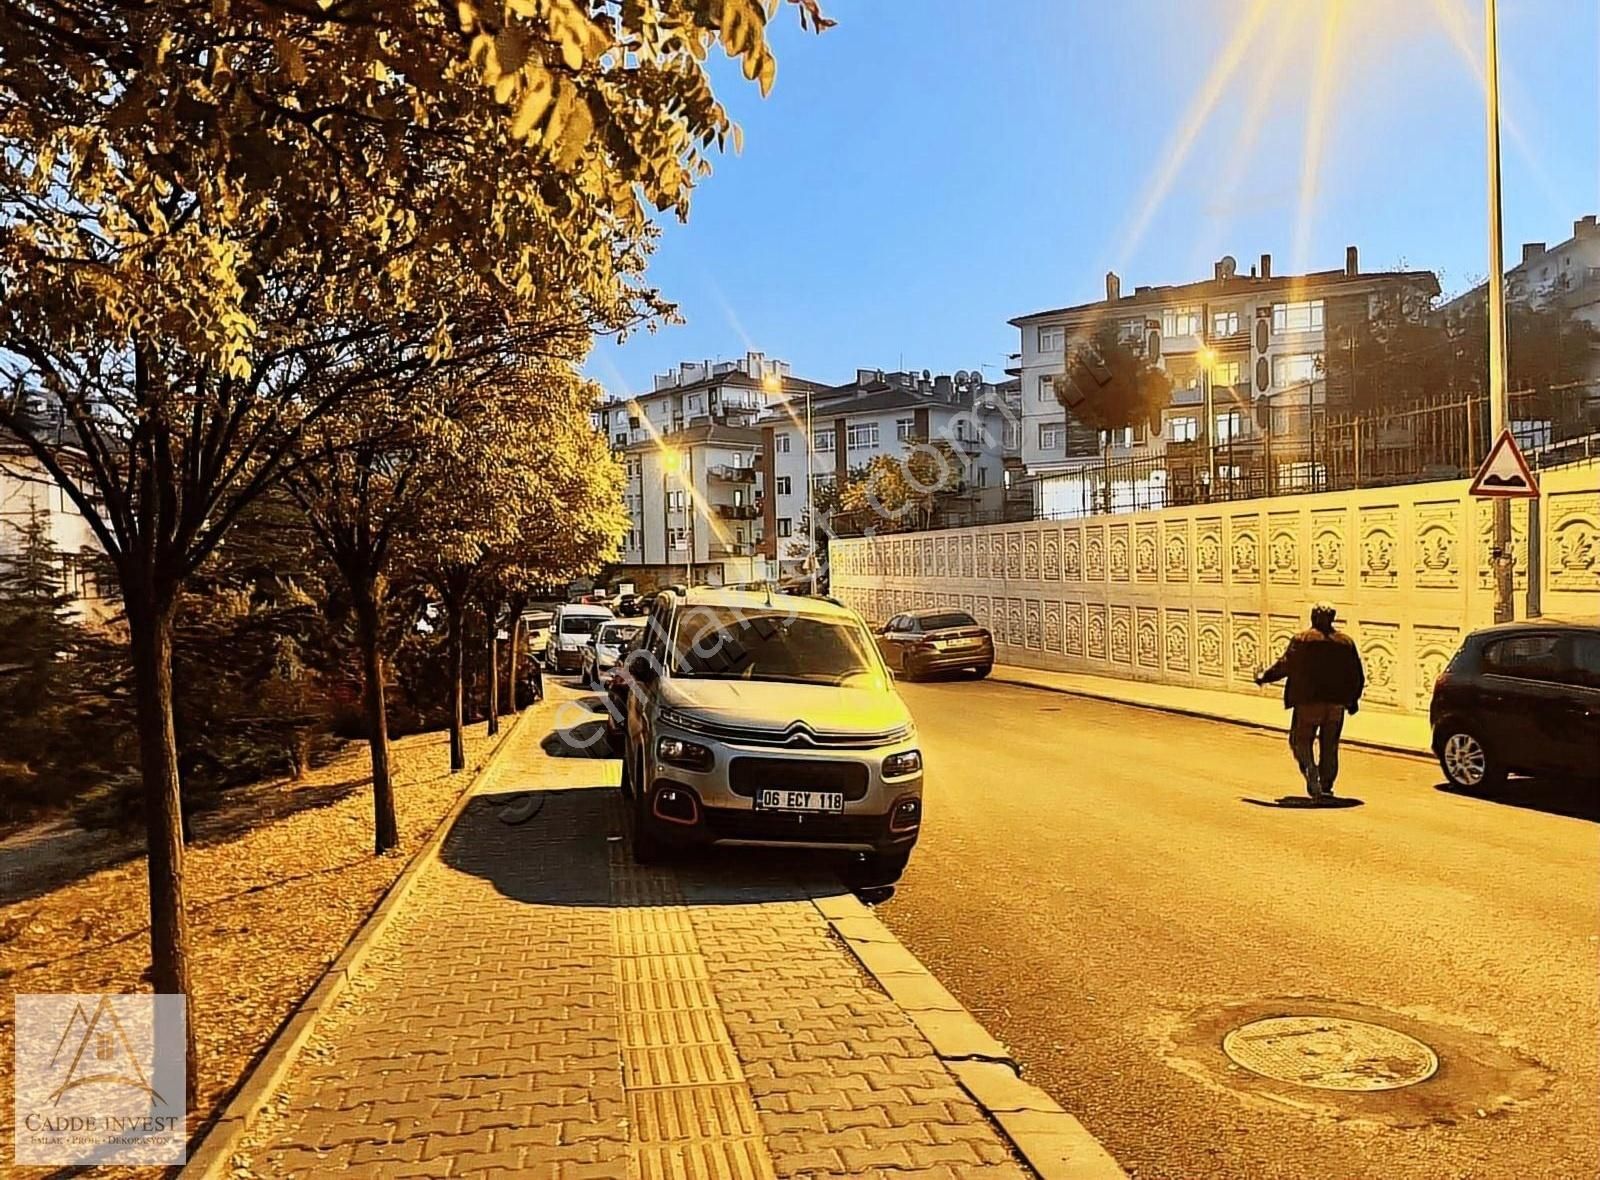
[670,607,883,687]
[560,615,605,636]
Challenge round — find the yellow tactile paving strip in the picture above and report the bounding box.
[610,840,780,1180]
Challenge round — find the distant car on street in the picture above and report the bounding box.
[1429,621,1600,790]
[583,619,645,689]
[521,608,555,660]
[620,587,923,882]
[545,603,614,674]
[874,609,994,680]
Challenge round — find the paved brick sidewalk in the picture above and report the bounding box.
[229,701,1031,1179]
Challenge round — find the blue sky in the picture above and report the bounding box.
[588,0,1599,395]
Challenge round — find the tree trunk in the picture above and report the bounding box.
[353,583,399,853]
[126,588,196,1098]
[486,600,500,737]
[506,591,528,714]
[447,594,467,772]
[507,615,522,714]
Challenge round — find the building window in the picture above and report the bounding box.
[1037,325,1065,352]
[687,395,702,413]
[1215,410,1246,441]
[1119,318,1144,342]
[1271,299,1325,332]
[814,430,835,452]
[775,475,792,495]
[1273,353,1321,387]
[777,518,792,538]
[1212,310,1240,337]
[614,432,627,446]
[1211,359,1242,387]
[846,422,879,449]
[1038,421,1065,451]
[1161,307,1201,336]
[896,417,914,441]
[1170,415,1198,442]
[1037,375,1055,403]
[1004,422,1021,451]
[1098,427,1134,450]
[774,432,791,454]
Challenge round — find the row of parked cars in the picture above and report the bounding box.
[533,584,1596,884]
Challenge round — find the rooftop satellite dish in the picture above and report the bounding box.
[954,370,970,385]
[1219,255,1237,279]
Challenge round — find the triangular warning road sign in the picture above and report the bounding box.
[1468,429,1540,498]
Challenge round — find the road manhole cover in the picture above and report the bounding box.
[1222,1016,1439,1091]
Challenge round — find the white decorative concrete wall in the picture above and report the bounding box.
[831,465,1599,717]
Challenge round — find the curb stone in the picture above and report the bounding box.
[812,889,1128,1180]
[180,707,537,1179]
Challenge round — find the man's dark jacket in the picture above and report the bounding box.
[1259,628,1365,709]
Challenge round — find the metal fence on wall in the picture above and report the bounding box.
[830,383,1599,536]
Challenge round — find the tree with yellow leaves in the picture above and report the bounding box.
[0,0,824,1091]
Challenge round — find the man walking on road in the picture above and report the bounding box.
[1257,602,1365,801]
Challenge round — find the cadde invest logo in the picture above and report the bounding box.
[12,993,186,1165]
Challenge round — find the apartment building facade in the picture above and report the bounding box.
[1012,247,1440,516]
[757,369,1017,577]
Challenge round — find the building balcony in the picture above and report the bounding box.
[717,503,760,521]
[709,540,753,558]
[708,464,757,484]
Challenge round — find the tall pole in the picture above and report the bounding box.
[1201,367,1216,498]
[684,449,694,587]
[805,388,816,594]
[1486,0,1514,623]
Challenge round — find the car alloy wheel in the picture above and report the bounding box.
[1441,731,1488,787]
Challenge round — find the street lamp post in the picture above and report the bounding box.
[1197,346,1218,498]
[1484,0,1514,623]
[805,387,816,594]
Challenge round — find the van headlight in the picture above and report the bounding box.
[883,750,922,777]
[657,736,714,772]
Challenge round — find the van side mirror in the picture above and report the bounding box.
[627,652,659,685]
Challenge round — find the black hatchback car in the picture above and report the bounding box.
[1429,621,1600,790]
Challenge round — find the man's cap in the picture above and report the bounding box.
[1310,600,1338,621]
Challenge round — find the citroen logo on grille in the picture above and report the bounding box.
[783,722,818,748]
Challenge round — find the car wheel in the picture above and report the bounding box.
[1438,725,1506,791]
[618,741,635,798]
[969,663,992,679]
[632,781,663,865]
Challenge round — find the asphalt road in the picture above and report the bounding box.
[879,678,1600,1180]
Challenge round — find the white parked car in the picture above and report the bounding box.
[583,619,645,688]
[545,603,614,674]
[522,608,554,659]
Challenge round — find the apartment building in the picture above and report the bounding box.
[614,424,768,588]
[592,350,829,450]
[1,414,109,618]
[1011,247,1440,514]
[604,353,830,589]
[757,369,1016,576]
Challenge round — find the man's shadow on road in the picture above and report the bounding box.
[1240,795,1365,809]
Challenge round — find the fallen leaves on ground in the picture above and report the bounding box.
[0,720,507,1179]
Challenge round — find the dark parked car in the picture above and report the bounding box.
[1429,621,1600,790]
[875,609,994,680]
